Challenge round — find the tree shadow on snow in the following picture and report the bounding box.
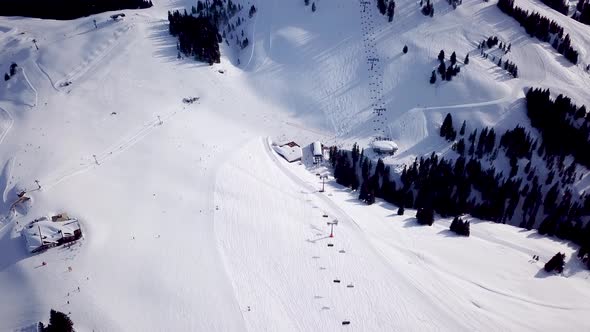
[146,20,210,69]
[436,229,460,238]
[403,217,423,228]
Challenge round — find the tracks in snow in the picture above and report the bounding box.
[55,23,134,90]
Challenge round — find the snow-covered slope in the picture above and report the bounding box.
[0,0,588,330]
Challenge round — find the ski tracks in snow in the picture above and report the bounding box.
[0,106,14,146]
[55,23,134,90]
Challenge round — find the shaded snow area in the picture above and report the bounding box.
[0,0,589,330]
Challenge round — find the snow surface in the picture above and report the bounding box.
[0,0,589,330]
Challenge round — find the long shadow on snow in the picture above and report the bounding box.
[0,226,29,272]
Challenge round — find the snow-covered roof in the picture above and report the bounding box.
[273,144,302,162]
[370,140,398,152]
[312,141,322,156]
[22,217,81,253]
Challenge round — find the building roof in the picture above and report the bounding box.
[22,217,81,253]
[371,140,398,152]
[280,141,300,148]
[312,142,323,156]
[273,144,303,162]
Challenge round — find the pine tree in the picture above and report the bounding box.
[464,53,469,64]
[416,207,434,226]
[387,1,396,21]
[397,206,405,215]
[456,138,465,155]
[450,51,457,65]
[312,2,316,12]
[377,0,387,15]
[9,63,17,76]
[304,0,309,5]
[440,113,454,139]
[4,73,9,81]
[403,45,408,54]
[459,120,466,135]
[438,61,446,76]
[430,70,437,84]
[438,50,445,63]
[544,252,566,273]
[45,309,74,332]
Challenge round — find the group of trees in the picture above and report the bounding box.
[574,0,590,25]
[479,36,499,49]
[450,216,470,236]
[328,109,590,269]
[0,0,152,20]
[168,9,221,65]
[497,0,578,64]
[540,0,568,15]
[525,88,590,168]
[38,309,74,332]
[421,0,435,17]
[498,58,519,77]
[479,36,512,54]
[377,0,396,21]
[432,50,462,82]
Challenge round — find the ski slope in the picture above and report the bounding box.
[216,137,590,331]
[0,0,588,330]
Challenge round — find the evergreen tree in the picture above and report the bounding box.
[464,53,469,64]
[440,113,455,141]
[456,138,465,155]
[450,216,470,236]
[403,45,408,54]
[9,63,17,76]
[416,207,435,226]
[438,61,446,76]
[4,73,9,81]
[450,51,457,65]
[312,2,316,12]
[397,206,405,215]
[544,252,566,273]
[304,0,309,5]
[438,50,445,63]
[44,309,74,332]
[377,0,387,15]
[430,70,437,84]
[445,66,454,81]
[459,120,466,135]
[249,5,257,18]
[387,1,396,21]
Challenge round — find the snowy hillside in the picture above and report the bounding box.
[0,0,589,330]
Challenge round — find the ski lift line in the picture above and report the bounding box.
[36,108,183,192]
